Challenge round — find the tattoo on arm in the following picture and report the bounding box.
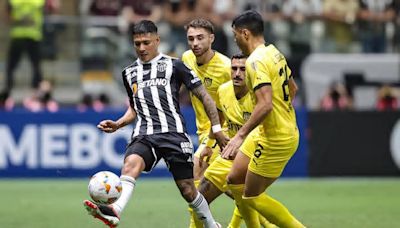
[191,85,220,126]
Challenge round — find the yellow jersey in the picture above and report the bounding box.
[182,50,231,140]
[245,44,297,140]
[216,81,255,138]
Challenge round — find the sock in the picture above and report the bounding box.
[227,206,242,228]
[189,191,217,228]
[242,193,305,228]
[188,180,203,228]
[112,175,136,215]
[227,184,260,228]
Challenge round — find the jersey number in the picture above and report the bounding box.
[279,65,290,102]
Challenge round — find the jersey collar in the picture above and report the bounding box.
[138,53,163,65]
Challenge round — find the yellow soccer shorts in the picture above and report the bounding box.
[239,129,259,158]
[203,155,233,192]
[203,131,259,192]
[248,132,299,178]
[194,134,220,165]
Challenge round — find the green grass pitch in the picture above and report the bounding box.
[0,178,399,228]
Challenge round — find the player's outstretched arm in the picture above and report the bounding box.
[191,85,229,148]
[97,106,137,133]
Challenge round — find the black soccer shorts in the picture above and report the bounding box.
[125,132,194,180]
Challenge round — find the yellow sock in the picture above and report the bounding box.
[258,214,277,228]
[228,184,260,228]
[227,206,242,228]
[188,180,203,228]
[242,193,305,228]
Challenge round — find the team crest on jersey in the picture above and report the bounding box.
[157,62,167,72]
[204,77,213,87]
[243,112,251,121]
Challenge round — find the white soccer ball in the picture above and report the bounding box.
[88,171,122,205]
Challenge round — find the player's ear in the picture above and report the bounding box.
[243,29,250,40]
[210,33,215,43]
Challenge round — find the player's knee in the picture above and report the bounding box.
[193,157,207,180]
[198,178,212,203]
[121,154,145,177]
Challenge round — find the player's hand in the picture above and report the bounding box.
[199,146,213,168]
[97,120,119,133]
[221,148,238,160]
[222,134,244,159]
[213,131,229,149]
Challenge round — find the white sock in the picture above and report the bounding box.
[189,191,218,228]
[112,175,136,215]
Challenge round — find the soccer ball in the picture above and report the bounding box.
[88,171,122,205]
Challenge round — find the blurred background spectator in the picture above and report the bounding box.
[358,0,396,53]
[23,79,59,112]
[322,0,360,53]
[4,0,46,94]
[320,82,353,111]
[81,0,121,17]
[194,0,230,54]
[376,84,398,111]
[163,0,196,56]
[282,0,322,57]
[0,90,15,111]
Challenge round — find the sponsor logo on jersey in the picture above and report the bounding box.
[137,78,168,90]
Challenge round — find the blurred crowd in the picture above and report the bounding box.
[1,0,400,112]
[77,0,400,56]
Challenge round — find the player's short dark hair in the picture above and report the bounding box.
[231,53,247,60]
[184,18,214,34]
[133,20,158,35]
[232,10,264,36]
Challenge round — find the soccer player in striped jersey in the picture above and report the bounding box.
[223,11,305,227]
[181,18,231,227]
[83,20,226,228]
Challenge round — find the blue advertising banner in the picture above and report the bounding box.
[0,107,308,178]
[283,107,308,177]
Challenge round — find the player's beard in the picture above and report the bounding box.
[193,46,209,57]
[236,39,249,55]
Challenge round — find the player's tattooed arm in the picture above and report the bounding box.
[192,85,229,148]
[191,85,220,127]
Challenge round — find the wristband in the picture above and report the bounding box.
[212,124,222,133]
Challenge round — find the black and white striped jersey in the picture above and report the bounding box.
[122,53,202,137]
